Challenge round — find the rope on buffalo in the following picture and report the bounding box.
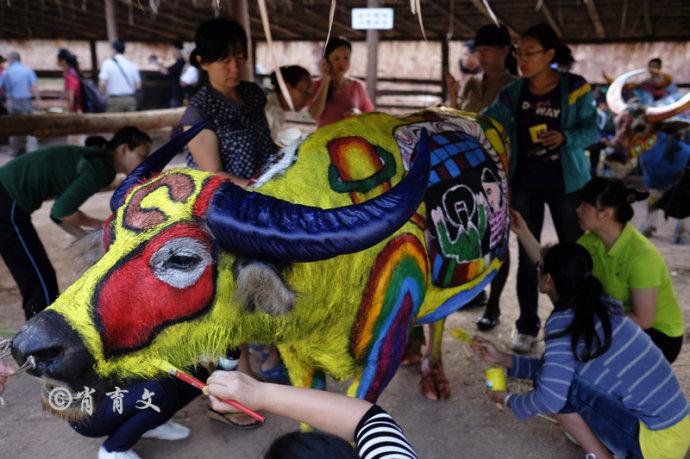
[0,337,37,407]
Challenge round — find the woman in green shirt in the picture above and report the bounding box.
[512,177,684,362]
[0,127,151,319]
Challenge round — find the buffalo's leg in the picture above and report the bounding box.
[401,325,424,366]
[420,318,450,400]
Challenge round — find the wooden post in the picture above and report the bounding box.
[104,0,118,43]
[231,0,253,82]
[441,37,449,102]
[365,0,380,106]
[89,40,98,77]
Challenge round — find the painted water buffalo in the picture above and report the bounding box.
[605,70,690,241]
[11,109,510,418]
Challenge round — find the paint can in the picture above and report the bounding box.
[485,367,506,391]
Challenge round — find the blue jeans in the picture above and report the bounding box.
[560,376,644,458]
[512,188,583,336]
[72,371,205,452]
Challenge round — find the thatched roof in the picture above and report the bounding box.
[1,0,689,44]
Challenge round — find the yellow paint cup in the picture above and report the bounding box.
[529,124,548,143]
[485,368,506,391]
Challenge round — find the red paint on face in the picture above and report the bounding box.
[95,225,215,356]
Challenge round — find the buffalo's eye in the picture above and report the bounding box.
[149,238,212,288]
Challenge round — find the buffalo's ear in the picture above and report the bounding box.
[232,259,295,315]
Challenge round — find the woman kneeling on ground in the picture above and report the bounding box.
[473,242,689,459]
[512,177,684,363]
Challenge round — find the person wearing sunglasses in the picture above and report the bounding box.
[482,23,598,353]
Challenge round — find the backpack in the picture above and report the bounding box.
[80,78,108,113]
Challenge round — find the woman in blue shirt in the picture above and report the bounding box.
[473,242,689,459]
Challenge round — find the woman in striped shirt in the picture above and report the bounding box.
[473,242,689,459]
[206,370,417,459]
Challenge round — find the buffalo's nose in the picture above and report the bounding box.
[11,311,93,381]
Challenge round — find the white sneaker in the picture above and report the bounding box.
[511,333,536,353]
[141,420,190,441]
[98,447,142,459]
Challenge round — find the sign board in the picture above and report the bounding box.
[351,8,394,30]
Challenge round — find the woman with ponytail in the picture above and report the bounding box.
[57,48,82,112]
[483,23,598,353]
[511,176,684,362]
[473,242,689,459]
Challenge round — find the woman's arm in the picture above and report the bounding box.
[308,60,331,121]
[509,209,543,265]
[628,287,658,329]
[66,88,75,112]
[207,371,371,442]
[562,84,598,151]
[184,126,250,187]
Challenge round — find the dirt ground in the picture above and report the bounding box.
[0,146,688,459]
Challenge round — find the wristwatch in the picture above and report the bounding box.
[504,393,514,408]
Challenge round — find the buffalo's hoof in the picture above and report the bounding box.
[420,359,451,400]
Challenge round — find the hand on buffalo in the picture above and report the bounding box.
[207,370,265,413]
[0,360,15,395]
[539,130,565,150]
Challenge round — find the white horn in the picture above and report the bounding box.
[606,69,645,116]
[645,92,690,123]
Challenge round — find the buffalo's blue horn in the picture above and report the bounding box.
[206,129,431,263]
[109,119,210,212]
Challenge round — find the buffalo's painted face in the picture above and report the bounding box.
[12,170,237,413]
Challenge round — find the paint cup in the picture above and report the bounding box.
[529,123,548,143]
[485,367,506,391]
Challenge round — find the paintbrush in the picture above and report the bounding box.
[450,327,475,345]
[155,360,265,422]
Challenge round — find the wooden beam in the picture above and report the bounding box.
[105,0,118,42]
[584,0,606,39]
[468,0,518,37]
[539,1,563,38]
[366,0,380,104]
[642,0,653,36]
[427,0,476,38]
[0,109,185,137]
[441,37,449,101]
[232,0,253,82]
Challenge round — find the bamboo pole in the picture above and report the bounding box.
[0,108,185,137]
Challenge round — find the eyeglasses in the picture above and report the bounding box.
[515,48,545,59]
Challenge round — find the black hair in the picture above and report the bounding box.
[270,65,311,89]
[172,40,184,50]
[522,23,574,68]
[324,36,352,60]
[264,431,357,459]
[543,242,613,362]
[648,57,662,68]
[324,36,352,101]
[84,127,151,152]
[112,40,125,54]
[57,48,82,77]
[581,177,649,224]
[474,24,517,75]
[192,18,247,67]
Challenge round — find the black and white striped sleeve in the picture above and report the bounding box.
[354,405,417,459]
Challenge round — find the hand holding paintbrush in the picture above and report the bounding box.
[155,360,264,422]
